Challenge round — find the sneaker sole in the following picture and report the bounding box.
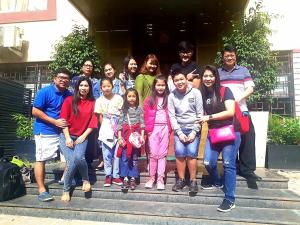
[112,182,123,186]
[103,184,111,187]
[201,187,214,190]
[38,197,54,202]
[172,188,183,192]
[188,190,198,195]
[201,185,223,190]
[217,204,236,212]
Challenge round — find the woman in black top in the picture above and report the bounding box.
[198,65,241,213]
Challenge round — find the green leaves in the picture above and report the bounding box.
[268,114,300,145]
[216,1,279,102]
[48,25,101,77]
[11,113,34,140]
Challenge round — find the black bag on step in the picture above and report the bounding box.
[0,157,26,201]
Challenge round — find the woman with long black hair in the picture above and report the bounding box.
[59,76,98,201]
[198,65,241,212]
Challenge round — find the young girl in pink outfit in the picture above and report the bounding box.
[143,75,171,190]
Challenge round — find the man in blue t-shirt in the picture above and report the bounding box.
[32,68,72,202]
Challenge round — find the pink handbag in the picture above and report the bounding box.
[209,125,236,144]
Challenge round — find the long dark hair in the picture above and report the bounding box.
[122,88,139,113]
[123,55,138,79]
[200,65,221,109]
[72,76,94,115]
[148,75,169,109]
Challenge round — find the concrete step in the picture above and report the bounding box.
[1,195,300,225]
[44,169,289,189]
[25,180,300,210]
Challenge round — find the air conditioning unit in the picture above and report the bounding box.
[0,26,23,48]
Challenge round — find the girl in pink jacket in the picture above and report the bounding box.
[143,75,171,190]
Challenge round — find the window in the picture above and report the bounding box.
[0,0,55,23]
[0,0,47,13]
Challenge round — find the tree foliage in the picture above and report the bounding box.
[49,25,101,76]
[12,113,33,140]
[215,1,279,101]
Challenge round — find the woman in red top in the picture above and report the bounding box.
[59,76,98,202]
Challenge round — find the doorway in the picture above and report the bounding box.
[132,15,197,75]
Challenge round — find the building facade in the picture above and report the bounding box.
[0,0,88,95]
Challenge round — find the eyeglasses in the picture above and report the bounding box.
[56,76,70,81]
[224,54,236,59]
[83,64,93,68]
[179,51,192,56]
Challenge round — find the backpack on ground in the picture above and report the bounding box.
[220,87,250,134]
[0,157,26,201]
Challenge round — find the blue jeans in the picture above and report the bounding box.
[174,129,200,158]
[203,132,241,202]
[59,133,89,192]
[100,142,120,178]
[120,147,139,178]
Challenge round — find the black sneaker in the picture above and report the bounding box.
[121,178,129,193]
[217,199,235,212]
[130,178,136,190]
[201,183,223,190]
[172,179,186,192]
[189,180,198,196]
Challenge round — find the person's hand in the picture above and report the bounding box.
[186,69,199,81]
[179,133,188,143]
[187,132,196,143]
[75,134,86,145]
[197,115,210,124]
[139,135,145,145]
[55,118,68,128]
[119,72,125,82]
[118,137,126,147]
[66,137,74,148]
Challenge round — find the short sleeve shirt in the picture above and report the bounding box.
[204,87,235,129]
[33,84,72,135]
[218,65,255,112]
[94,94,123,116]
[169,61,201,76]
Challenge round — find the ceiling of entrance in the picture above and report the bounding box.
[69,0,248,29]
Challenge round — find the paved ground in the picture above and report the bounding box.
[277,169,300,196]
[0,215,132,225]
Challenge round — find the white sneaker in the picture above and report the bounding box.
[157,180,165,190]
[145,177,155,189]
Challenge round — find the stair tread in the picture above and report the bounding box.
[46,170,289,182]
[1,195,300,225]
[25,180,300,201]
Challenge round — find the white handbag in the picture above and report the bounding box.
[127,114,142,148]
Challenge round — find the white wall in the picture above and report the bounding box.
[246,0,300,51]
[1,0,88,62]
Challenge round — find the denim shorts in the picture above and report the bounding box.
[174,129,200,158]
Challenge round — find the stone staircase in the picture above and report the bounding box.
[1,162,300,225]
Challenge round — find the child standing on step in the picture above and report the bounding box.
[143,75,171,190]
[94,78,123,187]
[168,68,203,196]
[117,88,145,191]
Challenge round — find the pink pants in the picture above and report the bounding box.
[148,124,169,178]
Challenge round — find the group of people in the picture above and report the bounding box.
[32,41,260,213]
